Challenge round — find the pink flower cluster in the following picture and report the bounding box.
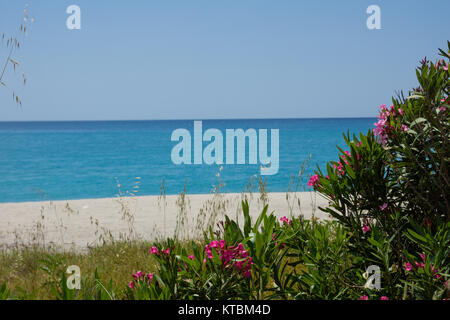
[373,104,398,145]
[149,246,170,256]
[435,59,449,71]
[204,240,253,278]
[362,224,370,234]
[307,174,319,188]
[128,271,154,289]
[280,216,292,226]
[420,57,448,71]
[404,253,442,279]
[332,150,359,177]
[333,162,345,176]
[310,146,363,187]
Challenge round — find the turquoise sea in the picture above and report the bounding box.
[0,118,375,203]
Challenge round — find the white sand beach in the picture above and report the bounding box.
[0,192,330,251]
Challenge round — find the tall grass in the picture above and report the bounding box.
[0,159,319,299]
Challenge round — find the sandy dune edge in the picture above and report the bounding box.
[0,192,330,250]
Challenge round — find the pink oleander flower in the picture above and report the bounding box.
[376,132,388,145]
[360,295,369,300]
[162,248,170,255]
[420,253,426,263]
[205,239,253,277]
[132,271,143,280]
[150,246,159,255]
[280,216,291,226]
[380,203,388,211]
[373,104,397,145]
[389,105,396,116]
[401,124,409,132]
[373,121,383,136]
[188,255,195,260]
[436,59,448,71]
[405,262,413,272]
[146,273,153,283]
[430,264,441,279]
[128,281,134,289]
[333,162,345,176]
[398,108,404,115]
[362,225,370,234]
[307,174,319,188]
[209,240,219,248]
[415,261,425,269]
[380,296,389,300]
[342,157,349,166]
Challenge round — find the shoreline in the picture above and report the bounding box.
[0,192,330,251]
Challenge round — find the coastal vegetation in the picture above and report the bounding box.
[0,43,449,300]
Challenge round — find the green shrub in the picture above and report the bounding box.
[309,42,449,300]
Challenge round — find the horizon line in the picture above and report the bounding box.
[0,116,377,123]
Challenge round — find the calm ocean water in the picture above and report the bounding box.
[0,118,375,203]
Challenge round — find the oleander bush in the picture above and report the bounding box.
[308,42,449,300]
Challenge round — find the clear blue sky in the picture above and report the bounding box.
[0,0,449,121]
